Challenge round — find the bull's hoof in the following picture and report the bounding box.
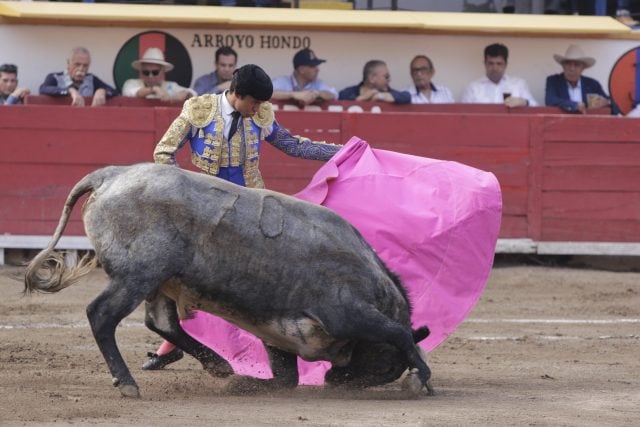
[425,379,435,396]
[203,360,234,378]
[401,369,435,397]
[401,369,423,397]
[118,384,141,398]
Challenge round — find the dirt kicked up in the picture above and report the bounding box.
[1,262,639,426]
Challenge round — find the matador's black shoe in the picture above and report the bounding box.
[142,348,184,370]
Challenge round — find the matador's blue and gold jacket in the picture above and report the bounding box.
[153,93,341,188]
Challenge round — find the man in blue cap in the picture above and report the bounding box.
[271,48,337,106]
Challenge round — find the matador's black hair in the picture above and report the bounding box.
[230,64,273,101]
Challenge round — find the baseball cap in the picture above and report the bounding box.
[293,48,326,68]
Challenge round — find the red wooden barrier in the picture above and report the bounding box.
[1,103,638,247]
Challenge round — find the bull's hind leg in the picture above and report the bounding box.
[226,345,298,394]
[86,278,148,398]
[145,295,233,377]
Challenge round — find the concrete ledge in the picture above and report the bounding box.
[2,235,640,265]
[496,239,640,256]
[0,235,93,265]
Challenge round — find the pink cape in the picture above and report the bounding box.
[182,136,502,385]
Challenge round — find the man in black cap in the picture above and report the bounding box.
[147,64,342,370]
[271,48,337,105]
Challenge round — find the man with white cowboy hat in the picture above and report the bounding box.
[122,47,195,102]
[545,44,614,114]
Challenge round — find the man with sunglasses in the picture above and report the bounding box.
[122,47,195,102]
[338,60,410,104]
[39,47,117,107]
[144,64,342,370]
[0,63,30,105]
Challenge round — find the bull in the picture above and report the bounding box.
[24,163,433,398]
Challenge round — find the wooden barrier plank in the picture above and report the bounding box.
[0,105,155,131]
[0,219,85,236]
[2,130,156,164]
[543,165,640,191]
[500,215,528,237]
[542,191,640,221]
[543,141,640,167]
[543,115,640,142]
[541,218,640,242]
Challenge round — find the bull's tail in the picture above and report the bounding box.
[24,167,117,294]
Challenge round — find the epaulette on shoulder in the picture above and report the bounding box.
[252,102,275,128]
[185,94,218,128]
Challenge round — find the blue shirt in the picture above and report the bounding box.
[193,71,226,96]
[338,83,411,104]
[39,71,118,97]
[272,74,338,99]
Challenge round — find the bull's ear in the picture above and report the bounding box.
[412,326,430,343]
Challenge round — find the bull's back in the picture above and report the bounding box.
[82,164,405,317]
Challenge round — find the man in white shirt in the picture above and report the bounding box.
[461,43,538,107]
[122,47,195,102]
[405,55,454,104]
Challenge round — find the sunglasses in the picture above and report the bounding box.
[142,69,161,77]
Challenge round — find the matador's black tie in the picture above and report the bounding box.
[227,110,241,141]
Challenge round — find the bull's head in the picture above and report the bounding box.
[324,326,429,388]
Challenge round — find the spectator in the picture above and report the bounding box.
[405,55,454,104]
[122,47,195,102]
[615,0,639,26]
[271,48,337,105]
[339,60,410,104]
[461,43,538,107]
[145,64,342,370]
[193,46,237,96]
[0,63,30,105]
[545,44,614,114]
[39,47,117,107]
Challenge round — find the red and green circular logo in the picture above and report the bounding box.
[113,30,193,92]
[609,46,640,115]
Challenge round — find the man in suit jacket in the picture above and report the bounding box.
[545,45,615,114]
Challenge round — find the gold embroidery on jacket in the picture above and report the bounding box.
[186,94,217,128]
[253,102,275,128]
[191,110,225,174]
[154,115,190,164]
[243,157,264,189]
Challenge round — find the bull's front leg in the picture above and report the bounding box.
[225,344,298,394]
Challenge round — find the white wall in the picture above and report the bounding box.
[2,24,638,104]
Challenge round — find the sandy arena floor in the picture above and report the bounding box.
[1,261,639,426]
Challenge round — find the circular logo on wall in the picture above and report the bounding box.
[113,31,193,92]
[609,46,640,115]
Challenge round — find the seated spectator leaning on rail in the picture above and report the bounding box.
[461,43,538,108]
[545,45,615,114]
[0,63,30,105]
[271,48,337,105]
[39,47,117,107]
[122,47,195,102]
[145,64,342,370]
[339,60,410,104]
[404,55,454,104]
[193,46,238,96]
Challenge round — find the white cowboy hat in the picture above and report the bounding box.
[553,45,596,69]
[132,47,174,72]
